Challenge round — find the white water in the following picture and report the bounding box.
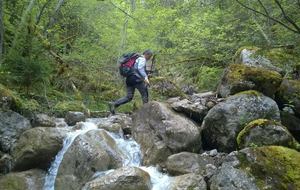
[43,120,172,190]
[43,122,98,190]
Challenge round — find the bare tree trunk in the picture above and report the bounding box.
[0,0,4,62]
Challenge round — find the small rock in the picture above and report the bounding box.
[170,173,207,190]
[0,152,13,175]
[209,149,218,157]
[65,111,86,126]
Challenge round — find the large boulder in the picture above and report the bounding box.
[276,79,300,117]
[150,77,185,98]
[0,110,32,153]
[202,91,280,152]
[166,151,226,176]
[210,146,300,190]
[217,64,282,98]
[171,99,208,123]
[234,48,282,73]
[237,119,298,150]
[65,111,86,126]
[31,113,56,127]
[55,130,124,189]
[83,167,151,190]
[11,127,68,171]
[132,101,201,165]
[0,169,45,190]
[170,173,207,190]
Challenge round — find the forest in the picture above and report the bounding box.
[0,0,299,115]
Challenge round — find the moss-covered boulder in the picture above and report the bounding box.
[150,77,185,99]
[53,100,87,117]
[276,79,300,117]
[237,119,298,150]
[217,64,282,98]
[0,169,45,190]
[210,146,300,190]
[0,84,22,111]
[202,91,280,152]
[237,146,300,190]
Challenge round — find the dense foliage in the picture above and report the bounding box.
[0,0,299,114]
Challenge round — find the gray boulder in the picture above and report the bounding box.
[0,110,32,153]
[11,127,68,171]
[166,151,226,176]
[83,167,151,190]
[237,119,297,149]
[55,130,124,189]
[235,48,282,73]
[280,110,300,142]
[32,113,56,127]
[65,111,86,126]
[132,101,201,165]
[171,99,208,123]
[202,91,280,152]
[170,173,207,190]
[97,114,132,135]
[0,169,46,190]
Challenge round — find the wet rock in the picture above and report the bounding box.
[235,48,282,73]
[276,79,300,117]
[217,64,282,98]
[55,130,124,189]
[97,114,132,135]
[132,101,201,165]
[202,91,280,152]
[0,110,32,153]
[0,169,45,190]
[237,119,298,149]
[280,111,300,142]
[0,151,12,175]
[213,146,300,190]
[166,151,226,176]
[65,111,86,126]
[170,173,207,190]
[83,167,151,190]
[31,113,56,127]
[171,99,208,123]
[12,127,68,171]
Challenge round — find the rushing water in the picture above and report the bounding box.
[43,120,172,190]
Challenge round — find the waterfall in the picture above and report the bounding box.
[43,122,97,190]
[43,120,172,190]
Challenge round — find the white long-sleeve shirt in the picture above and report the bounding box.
[134,56,148,80]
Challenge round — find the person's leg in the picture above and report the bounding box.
[114,85,135,107]
[136,82,149,104]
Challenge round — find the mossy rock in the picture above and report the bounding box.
[237,119,299,150]
[237,146,300,190]
[0,84,23,111]
[233,46,260,63]
[276,79,300,117]
[150,77,185,98]
[218,64,282,98]
[53,101,87,117]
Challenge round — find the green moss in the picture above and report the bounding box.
[237,119,280,147]
[237,146,300,190]
[226,64,282,96]
[53,100,87,117]
[0,175,27,190]
[236,90,262,97]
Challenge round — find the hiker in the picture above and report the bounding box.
[109,50,153,114]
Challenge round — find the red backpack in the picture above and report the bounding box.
[119,53,140,77]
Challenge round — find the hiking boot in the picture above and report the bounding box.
[108,102,116,115]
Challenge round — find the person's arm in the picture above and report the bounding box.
[136,57,149,81]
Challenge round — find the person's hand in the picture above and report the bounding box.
[144,78,150,86]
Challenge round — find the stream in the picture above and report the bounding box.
[43,119,172,190]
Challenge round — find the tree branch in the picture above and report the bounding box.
[274,0,300,33]
[109,1,142,24]
[36,0,52,25]
[235,0,300,34]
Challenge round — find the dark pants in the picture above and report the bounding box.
[114,76,149,107]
